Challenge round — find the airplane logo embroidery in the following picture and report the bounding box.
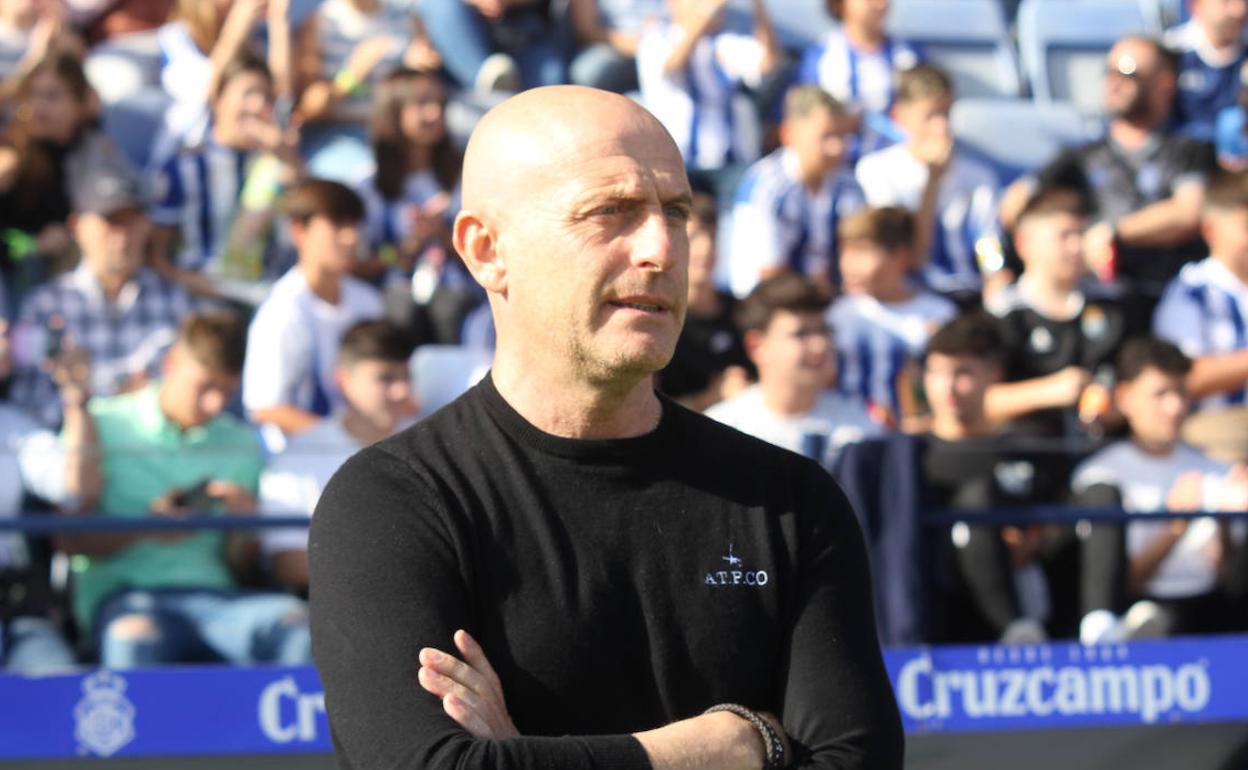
[722,544,743,567]
[705,544,768,587]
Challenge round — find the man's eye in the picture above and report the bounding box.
[665,206,691,221]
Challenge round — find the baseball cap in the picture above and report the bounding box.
[69,139,144,217]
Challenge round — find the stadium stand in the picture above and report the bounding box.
[950,96,1103,180]
[884,0,1023,99]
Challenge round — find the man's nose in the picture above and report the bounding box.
[630,209,680,271]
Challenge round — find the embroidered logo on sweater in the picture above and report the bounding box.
[705,544,769,587]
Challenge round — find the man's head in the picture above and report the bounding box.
[335,320,418,434]
[1013,187,1089,288]
[736,274,835,393]
[453,86,691,390]
[1201,170,1248,274]
[780,86,852,185]
[838,206,915,297]
[1192,0,1247,49]
[286,179,366,275]
[160,312,247,429]
[1103,37,1177,128]
[70,159,148,288]
[687,187,719,292]
[825,0,889,33]
[892,64,954,150]
[211,52,275,150]
[923,314,1003,430]
[1114,336,1193,450]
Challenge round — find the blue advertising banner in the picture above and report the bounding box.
[2,636,1247,759]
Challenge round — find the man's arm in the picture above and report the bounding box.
[1113,182,1204,248]
[984,366,1091,424]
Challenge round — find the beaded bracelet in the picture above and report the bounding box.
[703,703,787,770]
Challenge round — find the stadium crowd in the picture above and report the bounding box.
[3,0,1248,672]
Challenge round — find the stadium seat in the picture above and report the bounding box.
[410,345,492,415]
[950,97,1103,180]
[1017,0,1151,113]
[885,0,1024,98]
[100,86,173,170]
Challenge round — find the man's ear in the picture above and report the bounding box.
[743,329,765,365]
[289,218,307,250]
[453,210,507,294]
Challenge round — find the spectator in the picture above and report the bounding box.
[829,206,956,430]
[636,0,779,184]
[259,320,417,594]
[985,189,1132,441]
[9,150,194,429]
[292,0,441,183]
[656,187,748,410]
[68,0,173,46]
[729,84,864,298]
[0,50,113,304]
[1164,0,1248,142]
[1071,336,1248,637]
[148,51,301,300]
[797,0,920,158]
[0,0,74,110]
[53,312,311,668]
[1214,60,1248,170]
[1000,36,1215,310]
[242,179,384,436]
[855,63,1001,301]
[358,67,477,346]
[706,273,878,464]
[566,0,664,92]
[421,0,569,93]
[1154,169,1248,463]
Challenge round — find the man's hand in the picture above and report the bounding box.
[1166,470,1205,513]
[208,480,258,515]
[418,629,520,739]
[46,338,92,410]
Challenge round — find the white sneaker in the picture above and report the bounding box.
[1116,600,1170,641]
[1079,609,1121,645]
[475,53,521,94]
[1000,617,1047,645]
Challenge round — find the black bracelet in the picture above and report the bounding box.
[703,703,787,770]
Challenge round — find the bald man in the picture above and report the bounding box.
[309,86,903,770]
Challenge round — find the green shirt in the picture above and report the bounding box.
[70,384,263,631]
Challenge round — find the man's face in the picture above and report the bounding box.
[750,309,836,391]
[338,358,416,434]
[1116,366,1190,448]
[1194,0,1248,48]
[496,128,691,384]
[161,345,240,428]
[214,71,274,150]
[1204,207,1248,271]
[840,0,889,30]
[785,107,850,181]
[295,216,361,274]
[687,210,717,289]
[894,94,952,148]
[923,351,997,427]
[1016,211,1086,286]
[839,240,898,296]
[74,208,148,286]
[1103,42,1170,124]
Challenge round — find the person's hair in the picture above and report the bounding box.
[1116,336,1192,383]
[338,320,417,368]
[212,50,272,103]
[1117,35,1178,78]
[2,50,95,219]
[1204,169,1248,214]
[838,206,915,252]
[284,178,366,225]
[925,313,1004,363]
[690,189,718,232]
[177,311,248,375]
[735,273,833,333]
[370,67,461,201]
[175,0,227,55]
[895,64,954,104]
[783,84,846,122]
[1015,186,1091,228]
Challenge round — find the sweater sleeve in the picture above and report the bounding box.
[779,472,905,769]
[308,446,653,770]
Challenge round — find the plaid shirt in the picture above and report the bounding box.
[9,265,195,428]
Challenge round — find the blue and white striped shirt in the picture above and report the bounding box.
[729,147,866,297]
[1154,256,1248,410]
[148,136,252,274]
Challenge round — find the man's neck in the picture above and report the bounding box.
[1019,273,1079,319]
[300,261,342,304]
[1131,434,1178,458]
[1199,19,1242,58]
[871,280,913,304]
[340,406,393,446]
[843,21,884,51]
[759,378,818,417]
[491,348,662,439]
[93,270,133,305]
[929,414,994,442]
[1109,119,1157,152]
[1214,251,1248,287]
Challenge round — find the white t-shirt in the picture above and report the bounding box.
[705,385,881,465]
[258,415,365,556]
[242,268,384,418]
[1072,441,1230,599]
[0,406,67,569]
[855,143,1000,295]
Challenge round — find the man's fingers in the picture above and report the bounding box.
[443,693,494,738]
[454,629,504,694]
[418,647,493,698]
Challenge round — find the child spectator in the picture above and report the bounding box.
[707,273,878,464]
[729,85,864,298]
[1072,337,1248,638]
[797,0,920,157]
[259,320,417,594]
[1163,0,1248,142]
[855,63,1000,300]
[52,312,311,668]
[829,206,956,429]
[0,0,73,110]
[636,0,779,182]
[1154,170,1248,463]
[242,179,384,435]
[985,188,1133,441]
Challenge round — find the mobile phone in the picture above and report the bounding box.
[44,323,65,361]
[171,480,216,512]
